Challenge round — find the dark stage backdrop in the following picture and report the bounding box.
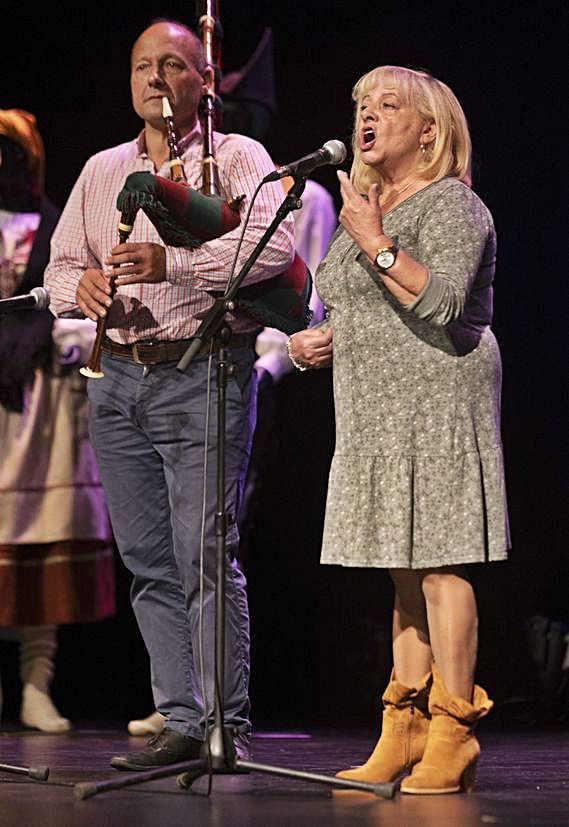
[0,1,566,727]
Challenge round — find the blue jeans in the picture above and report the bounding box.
[88,347,256,740]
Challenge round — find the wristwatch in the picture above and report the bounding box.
[375,242,399,272]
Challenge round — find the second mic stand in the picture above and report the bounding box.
[74,176,396,802]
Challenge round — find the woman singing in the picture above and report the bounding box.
[288,65,510,794]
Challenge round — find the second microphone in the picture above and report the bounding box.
[263,140,347,183]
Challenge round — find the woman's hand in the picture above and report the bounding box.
[105,242,167,286]
[337,171,388,262]
[288,328,333,370]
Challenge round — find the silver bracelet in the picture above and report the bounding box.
[286,334,309,371]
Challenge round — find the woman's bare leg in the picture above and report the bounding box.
[421,567,478,700]
[390,569,432,685]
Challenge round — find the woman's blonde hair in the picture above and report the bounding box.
[350,66,471,194]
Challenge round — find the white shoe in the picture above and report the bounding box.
[127,710,166,736]
[20,683,72,734]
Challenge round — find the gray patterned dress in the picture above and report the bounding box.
[316,177,510,569]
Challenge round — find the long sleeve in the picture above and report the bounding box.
[44,159,101,317]
[404,183,495,327]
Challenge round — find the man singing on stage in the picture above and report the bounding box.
[44,18,294,769]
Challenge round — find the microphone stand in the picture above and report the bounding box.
[0,762,49,783]
[73,175,397,802]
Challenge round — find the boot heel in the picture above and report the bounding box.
[460,759,478,793]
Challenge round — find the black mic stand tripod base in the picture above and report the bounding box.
[73,176,397,803]
[0,762,49,782]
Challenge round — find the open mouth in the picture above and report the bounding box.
[360,128,376,150]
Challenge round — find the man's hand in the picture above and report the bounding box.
[288,327,333,370]
[105,242,167,286]
[76,268,113,321]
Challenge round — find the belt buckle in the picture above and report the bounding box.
[131,343,144,364]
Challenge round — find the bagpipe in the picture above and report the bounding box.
[80,3,311,379]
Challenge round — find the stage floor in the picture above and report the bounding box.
[1,724,568,826]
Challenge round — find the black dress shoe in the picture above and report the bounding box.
[111,728,203,771]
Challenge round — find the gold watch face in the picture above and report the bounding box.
[376,249,396,269]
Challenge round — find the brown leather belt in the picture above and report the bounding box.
[101,333,255,365]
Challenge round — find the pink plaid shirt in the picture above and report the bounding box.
[44,125,295,343]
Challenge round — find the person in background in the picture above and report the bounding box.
[289,65,509,794]
[0,109,115,733]
[218,25,338,385]
[253,175,337,381]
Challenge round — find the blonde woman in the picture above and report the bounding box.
[288,66,510,794]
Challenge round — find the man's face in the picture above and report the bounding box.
[130,23,205,134]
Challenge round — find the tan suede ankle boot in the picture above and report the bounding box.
[401,663,493,795]
[336,670,432,784]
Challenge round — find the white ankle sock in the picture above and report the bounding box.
[20,683,71,734]
[127,710,165,736]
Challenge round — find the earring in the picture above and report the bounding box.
[419,142,427,155]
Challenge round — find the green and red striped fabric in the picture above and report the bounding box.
[116,171,241,247]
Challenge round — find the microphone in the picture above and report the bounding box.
[0,287,50,314]
[263,140,347,183]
